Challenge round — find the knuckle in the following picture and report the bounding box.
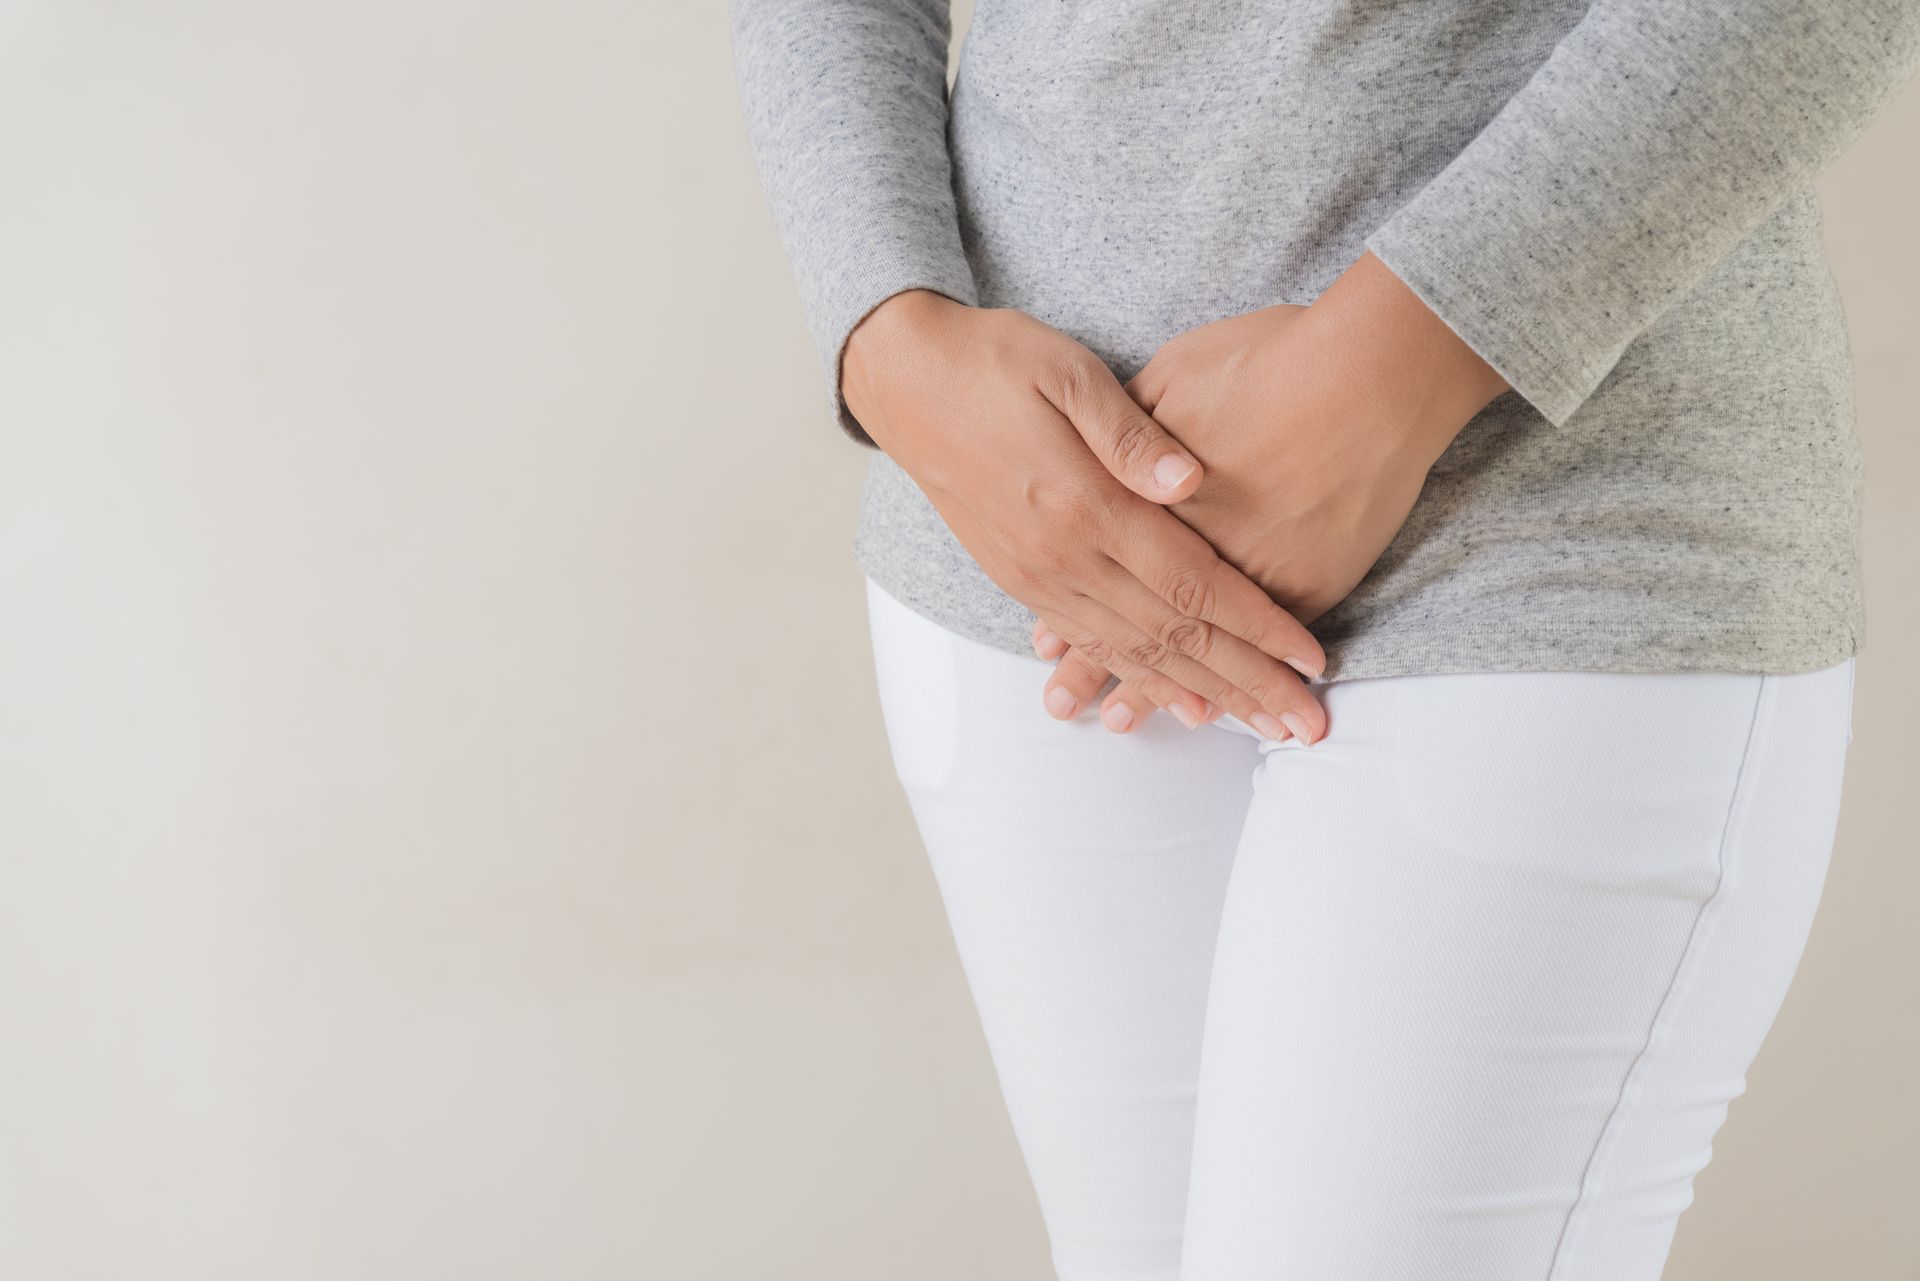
[1127,634,1171,669]
[1160,615,1213,659]
[1048,349,1102,405]
[1239,671,1280,709]
[1076,635,1114,667]
[1164,564,1216,619]
[1105,413,1161,475]
[1016,470,1068,515]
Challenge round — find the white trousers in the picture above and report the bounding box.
[865,577,1855,1281]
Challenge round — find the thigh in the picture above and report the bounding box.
[866,578,1263,1281]
[1181,662,1854,1281]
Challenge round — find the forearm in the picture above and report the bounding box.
[729,0,978,445]
[1303,252,1512,468]
[1364,0,1920,426]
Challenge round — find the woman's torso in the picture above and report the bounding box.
[853,0,1864,680]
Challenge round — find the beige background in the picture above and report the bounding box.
[0,2,1911,1277]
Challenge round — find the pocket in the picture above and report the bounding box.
[1384,670,1762,900]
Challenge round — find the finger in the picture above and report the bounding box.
[1101,679,1199,733]
[1102,497,1327,679]
[1077,565,1330,745]
[1031,619,1069,662]
[1045,353,1203,504]
[1040,600,1255,737]
[1046,643,1206,731]
[1048,588,1325,745]
[1039,645,1112,721]
[1036,499,1327,741]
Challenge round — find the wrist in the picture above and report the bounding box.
[843,289,966,425]
[1308,251,1510,466]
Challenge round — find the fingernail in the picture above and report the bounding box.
[1249,711,1288,740]
[1200,700,1219,721]
[1284,656,1322,680]
[1169,702,1200,730]
[1153,453,1197,492]
[1280,711,1315,746]
[1045,686,1078,719]
[1101,702,1135,732]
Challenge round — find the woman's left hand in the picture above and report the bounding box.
[1038,252,1511,741]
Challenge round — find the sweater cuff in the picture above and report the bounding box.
[1363,217,1609,430]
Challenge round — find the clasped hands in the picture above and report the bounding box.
[842,252,1509,745]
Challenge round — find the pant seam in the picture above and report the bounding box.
[1541,673,1774,1281]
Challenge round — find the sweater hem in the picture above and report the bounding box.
[855,553,1865,686]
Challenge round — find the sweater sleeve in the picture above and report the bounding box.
[729,0,979,447]
[1363,1,1920,427]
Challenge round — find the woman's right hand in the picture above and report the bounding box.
[842,289,1326,734]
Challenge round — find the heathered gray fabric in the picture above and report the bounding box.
[731,0,1919,682]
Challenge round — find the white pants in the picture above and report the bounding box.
[865,577,1855,1281]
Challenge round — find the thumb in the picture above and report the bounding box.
[1050,356,1202,504]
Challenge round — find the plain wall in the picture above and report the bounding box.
[0,3,1911,1277]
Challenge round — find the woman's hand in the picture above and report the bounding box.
[844,289,1328,734]
[1040,252,1511,740]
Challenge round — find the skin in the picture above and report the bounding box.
[1032,251,1513,741]
[842,291,1332,739]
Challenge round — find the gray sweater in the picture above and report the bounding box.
[731,0,1920,682]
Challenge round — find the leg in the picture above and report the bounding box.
[866,578,1263,1281]
[1181,662,1854,1280]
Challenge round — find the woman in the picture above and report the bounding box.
[731,2,1917,1277]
